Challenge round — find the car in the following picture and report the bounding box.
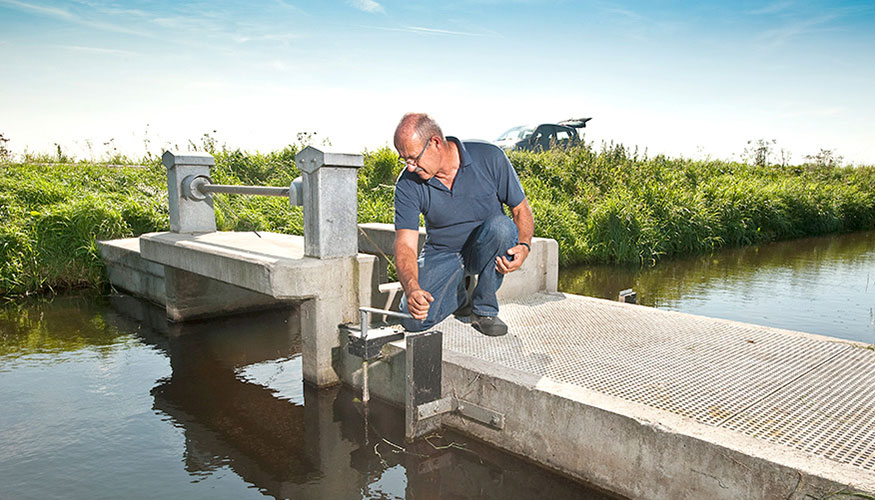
[495,118,592,152]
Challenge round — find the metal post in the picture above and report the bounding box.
[294,146,363,259]
[162,151,216,233]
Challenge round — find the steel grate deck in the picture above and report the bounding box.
[434,292,875,472]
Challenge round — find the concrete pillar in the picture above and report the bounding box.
[300,294,346,387]
[162,151,216,233]
[294,147,362,258]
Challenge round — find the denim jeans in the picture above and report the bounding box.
[400,214,519,332]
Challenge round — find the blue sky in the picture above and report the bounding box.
[1,0,874,164]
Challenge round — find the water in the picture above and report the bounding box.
[5,231,873,499]
[560,230,875,344]
[0,294,612,500]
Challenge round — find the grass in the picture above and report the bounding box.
[1,139,875,298]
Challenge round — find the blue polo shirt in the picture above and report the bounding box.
[394,137,526,253]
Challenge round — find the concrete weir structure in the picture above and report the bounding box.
[99,148,875,500]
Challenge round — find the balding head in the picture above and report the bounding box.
[394,113,444,150]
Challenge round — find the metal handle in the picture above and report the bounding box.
[200,184,290,197]
[181,174,292,200]
[359,307,412,341]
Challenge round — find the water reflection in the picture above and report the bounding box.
[0,292,132,360]
[560,230,875,343]
[0,294,615,499]
[111,295,614,499]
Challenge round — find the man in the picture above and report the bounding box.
[393,113,534,336]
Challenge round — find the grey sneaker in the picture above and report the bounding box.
[471,314,507,337]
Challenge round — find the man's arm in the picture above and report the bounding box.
[394,228,433,320]
[495,198,534,274]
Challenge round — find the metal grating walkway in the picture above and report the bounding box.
[434,292,875,472]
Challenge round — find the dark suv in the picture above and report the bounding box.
[495,118,592,152]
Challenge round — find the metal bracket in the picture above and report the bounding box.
[181,174,211,201]
[416,396,456,420]
[289,176,303,207]
[345,326,404,360]
[343,307,411,361]
[415,396,505,430]
[457,399,505,429]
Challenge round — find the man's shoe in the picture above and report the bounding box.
[471,314,507,337]
[454,300,473,318]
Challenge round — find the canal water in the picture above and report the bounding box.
[0,294,613,500]
[3,230,873,499]
[560,230,875,344]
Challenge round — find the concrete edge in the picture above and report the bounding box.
[560,292,875,350]
[439,343,875,498]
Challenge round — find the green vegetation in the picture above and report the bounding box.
[511,143,875,265]
[0,162,167,296]
[1,138,874,298]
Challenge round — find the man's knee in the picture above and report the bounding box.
[479,215,518,246]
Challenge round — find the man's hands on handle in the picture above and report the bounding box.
[395,228,432,320]
[406,288,434,320]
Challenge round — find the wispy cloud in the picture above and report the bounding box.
[0,0,154,38]
[56,44,137,56]
[233,32,303,44]
[600,5,643,21]
[366,25,495,37]
[757,13,840,47]
[0,0,75,20]
[348,0,384,14]
[593,2,682,42]
[151,14,225,32]
[273,0,308,16]
[747,1,794,16]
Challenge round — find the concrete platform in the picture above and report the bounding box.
[101,228,559,388]
[346,292,875,499]
[139,231,339,300]
[130,231,376,387]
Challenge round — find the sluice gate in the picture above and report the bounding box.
[99,147,875,499]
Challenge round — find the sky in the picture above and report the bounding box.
[1,0,874,164]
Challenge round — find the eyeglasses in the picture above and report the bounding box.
[398,139,430,170]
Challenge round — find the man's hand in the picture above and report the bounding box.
[495,244,530,274]
[407,288,434,320]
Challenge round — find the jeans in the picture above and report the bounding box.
[400,214,519,332]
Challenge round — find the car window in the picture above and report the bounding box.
[497,126,534,141]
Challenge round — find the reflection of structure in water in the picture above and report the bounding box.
[111,295,612,500]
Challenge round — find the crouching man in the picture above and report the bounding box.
[393,113,534,336]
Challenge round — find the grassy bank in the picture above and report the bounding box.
[2,141,874,298]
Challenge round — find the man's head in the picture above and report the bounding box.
[394,113,445,180]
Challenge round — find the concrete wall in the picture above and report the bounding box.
[98,238,166,306]
[440,351,872,500]
[357,222,558,301]
[338,340,872,500]
[98,237,293,322]
[100,233,378,387]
